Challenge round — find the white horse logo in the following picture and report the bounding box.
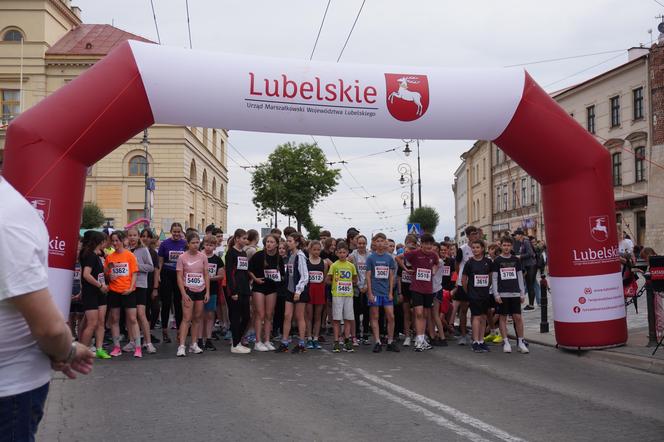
[388,76,423,116]
[590,217,608,241]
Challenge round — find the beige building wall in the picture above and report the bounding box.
[462,140,492,239]
[0,1,229,234]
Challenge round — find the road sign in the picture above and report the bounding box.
[407,223,422,237]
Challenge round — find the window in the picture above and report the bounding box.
[586,105,595,134]
[530,178,536,205]
[127,209,144,223]
[496,186,501,212]
[189,160,197,182]
[503,185,508,211]
[633,87,643,120]
[482,158,486,179]
[512,182,517,208]
[610,95,620,127]
[2,29,23,42]
[634,147,646,182]
[1,89,20,123]
[521,178,527,206]
[612,152,622,186]
[128,155,147,176]
[483,193,486,218]
[495,148,501,165]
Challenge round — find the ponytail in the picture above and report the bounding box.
[228,228,247,249]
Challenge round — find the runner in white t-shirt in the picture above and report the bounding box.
[452,226,479,345]
[0,177,93,440]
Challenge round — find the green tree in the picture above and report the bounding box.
[251,142,340,231]
[81,202,105,229]
[408,206,440,235]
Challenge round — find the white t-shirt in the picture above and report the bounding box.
[619,238,634,255]
[0,179,52,397]
[456,244,473,287]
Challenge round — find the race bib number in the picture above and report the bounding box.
[474,274,489,287]
[237,256,249,271]
[73,269,81,281]
[169,250,184,261]
[357,264,367,273]
[208,263,217,277]
[110,262,129,279]
[401,271,412,283]
[416,268,432,282]
[442,266,451,276]
[375,265,390,279]
[500,267,517,280]
[336,281,353,295]
[97,273,105,286]
[309,271,324,283]
[264,268,281,282]
[287,264,294,275]
[186,272,204,288]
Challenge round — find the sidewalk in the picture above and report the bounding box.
[518,296,664,375]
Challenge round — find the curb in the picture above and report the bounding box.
[515,334,664,375]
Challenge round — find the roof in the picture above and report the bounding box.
[46,24,154,56]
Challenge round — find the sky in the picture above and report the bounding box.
[75,0,664,240]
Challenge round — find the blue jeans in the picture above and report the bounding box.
[0,382,49,442]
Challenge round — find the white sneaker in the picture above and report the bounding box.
[518,341,530,354]
[458,335,468,346]
[190,343,203,354]
[503,341,512,353]
[231,344,251,354]
[122,342,135,353]
[403,336,411,347]
[89,345,96,353]
[176,345,186,357]
[264,341,276,351]
[254,342,268,352]
[146,343,157,354]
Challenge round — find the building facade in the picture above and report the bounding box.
[452,161,467,244]
[0,0,228,233]
[453,140,492,243]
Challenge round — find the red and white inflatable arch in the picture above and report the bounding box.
[3,41,626,348]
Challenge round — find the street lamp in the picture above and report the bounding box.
[141,129,150,222]
[398,163,414,215]
[402,139,422,208]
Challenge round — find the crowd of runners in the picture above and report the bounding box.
[71,223,547,358]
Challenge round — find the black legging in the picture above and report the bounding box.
[524,265,537,306]
[353,293,370,337]
[160,270,182,332]
[226,293,250,347]
[273,294,286,336]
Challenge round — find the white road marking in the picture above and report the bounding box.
[354,368,526,442]
[353,380,490,442]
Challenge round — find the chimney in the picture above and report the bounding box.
[627,47,649,61]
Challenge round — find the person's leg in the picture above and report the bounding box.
[282,301,294,344]
[110,307,121,348]
[534,278,542,306]
[313,304,323,341]
[385,305,395,343]
[459,302,469,337]
[514,313,525,338]
[239,295,251,342]
[305,303,313,340]
[264,294,276,344]
[95,305,107,350]
[352,294,361,339]
[361,293,370,340]
[370,306,380,343]
[172,275,183,330]
[431,300,445,340]
[136,305,151,345]
[425,307,435,339]
[191,301,204,347]
[295,303,307,342]
[333,320,340,342]
[79,310,98,347]
[226,295,242,347]
[414,305,425,338]
[125,308,140,348]
[499,314,508,339]
[526,266,537,307]
[0,382,50,442]
[159,274,173,340]
[471,315,481,342]
[179,301,193,346]
[402,301,411,338]
[273,295,285,337]
[253,293,266,344]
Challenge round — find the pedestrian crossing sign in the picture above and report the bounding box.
[407,223,422,237]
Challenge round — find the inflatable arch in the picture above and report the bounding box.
[3,41,626,348]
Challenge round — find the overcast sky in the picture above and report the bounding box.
[76,0,663,240]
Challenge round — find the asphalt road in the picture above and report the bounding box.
[39,338,664,442]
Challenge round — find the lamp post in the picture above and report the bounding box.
[141,129,150,222]
[398,163,414,215]
[403,139,422,208]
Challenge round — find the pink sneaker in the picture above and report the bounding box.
[110,346,122,357]
[133,347,142,358]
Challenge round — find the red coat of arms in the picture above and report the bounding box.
[385,73,429,122]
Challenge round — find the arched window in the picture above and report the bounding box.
[202,169,208,193]
[211,177,217,198]
[189,160,197,183]
[2,29,24,42]
[220,183,224,200]
[128,155,147,176]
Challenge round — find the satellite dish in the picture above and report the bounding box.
[658,21,664,33]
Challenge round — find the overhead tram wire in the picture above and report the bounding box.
[544,52,626,89]
[336,0,366,62]
[503,48,627,68]
[185,0,193,49]
[149,0,161,44]
[310,0,332,60]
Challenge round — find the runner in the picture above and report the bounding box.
[157,223,187,343]
[175,232,210,357]
[141,229,161,334]
[492,236,529,353]
[225,229,252,354]
[69,240,83,340]
[105,231,141,358]
[453,226,478,345]
[326,241,358,353]
[276,232,309,353]
[365,233,399,352]
[429,242,448,347]
[396,235,417,346]
[202,234,225,351]
[462,239,493,353]
[305,240,327,350]
[248,234,282,352]
[78,230,111,359]
[403,233,439,352]
[349,235,370,345]
[127,227,156,354]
